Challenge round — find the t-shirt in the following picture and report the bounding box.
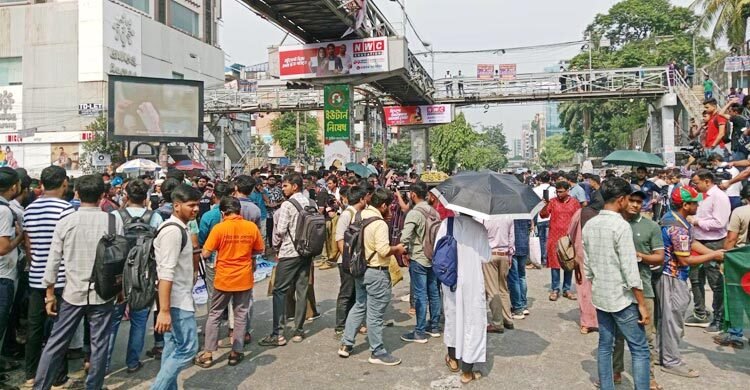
[238,197,261,227]
[629,215,664,299]
[704,80,713,92]
[705,113,728,148]
[24,197,75,289]
[197,194,213,221]
[661,212,693,281]
[0,198,18,282]
[202,215,264,291]
[249,190,268,220]
[631,179,661,212]
[729,115,747,151]
[728,205,750,246]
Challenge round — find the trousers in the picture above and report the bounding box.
[483,255,512,326]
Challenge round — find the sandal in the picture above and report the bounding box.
[580,326,590,334]
[227,352,244,366]
[460,371,482,384]
[650,380,664,390]
[292,332,305,343]
[258,335,287,347]
[194,352,213,368]
[563,292,577,301]
[445,354,459,373]
[358,326,368,335]
[549,292,559,301]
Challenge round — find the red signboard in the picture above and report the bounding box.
[279,37,389,79]
[384,104,454,126]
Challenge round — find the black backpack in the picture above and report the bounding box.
[90,214,130,302]
[124,221,187,311]
[286,198,326,257]
[342,211,381,278]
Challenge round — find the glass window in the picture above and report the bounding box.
[0,57,22,86]
[169,1,199,37]
[118,0,150,13]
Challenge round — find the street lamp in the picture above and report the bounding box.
[422,41,434,78]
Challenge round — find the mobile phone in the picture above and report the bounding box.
[543,188,549,201]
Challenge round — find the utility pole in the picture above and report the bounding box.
[295,111,300,170]
[588,35,593,83]
[303,111,308,167]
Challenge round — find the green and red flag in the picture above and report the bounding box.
[724,245,750,330]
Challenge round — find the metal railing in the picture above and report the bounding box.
[431,67,671,100]
[204,88,326,114]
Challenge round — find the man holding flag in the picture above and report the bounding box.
[718,184,750,349]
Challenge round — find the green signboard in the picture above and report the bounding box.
[324,84,351,141]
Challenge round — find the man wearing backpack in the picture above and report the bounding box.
[104,179,163,374]
[259,173,318,346]
[152,184,201,390]
[34,175,117,390]
[400,182,442,343]
[338,188,406,366]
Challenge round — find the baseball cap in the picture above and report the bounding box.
[629,185,646,199]
[671,185,703,206]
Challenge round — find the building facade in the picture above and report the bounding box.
[0,0,223,176]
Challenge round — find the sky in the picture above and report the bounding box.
[219,0,695,142]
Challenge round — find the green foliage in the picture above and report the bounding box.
[271,112,323,161]
[562,0,707,157]
[693,0,750,47]
[539,135,575,169]
[80,116,124,174]
[430,113,508,172]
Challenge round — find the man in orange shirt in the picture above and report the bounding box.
[194,197,264,367]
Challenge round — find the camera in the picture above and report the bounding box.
[713,166,733,181]
[680,141,705,160]
[389,180,410,198]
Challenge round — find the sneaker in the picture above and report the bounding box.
[523,309,530,316]
[512,311,525,320]
[368,352,402,366]
[319,261,336,270]
[503,322,514,330]
[684,314,710,328]
[703,323,722,334]
[338,345,352,358]
[425,328,441,338]
[713,333,745,349]
[401,331,428,344]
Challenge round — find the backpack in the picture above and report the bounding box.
[124,221,188,311]
[286,198,326,257]
[90,214,130,302]
[118,209,156,252]
[415,207,442,260]
[556,235,577,272]
[432,217,458,291]
[342,211,381,277]
[714,116,731,144]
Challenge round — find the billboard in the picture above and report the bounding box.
[324,84,351,141]
[724,56,750,72]
[477,64,495,80]
[108,75,204,142]
[279,37,389,79]
[499,64,517,80]
[325,140,351,170]
[383,104,454,126]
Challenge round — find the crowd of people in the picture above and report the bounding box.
[0,147,744,390]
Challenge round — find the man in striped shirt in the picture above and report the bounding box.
[22,166,74,388]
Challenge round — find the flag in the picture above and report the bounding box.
[723,245,750,330]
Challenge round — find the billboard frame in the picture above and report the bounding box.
[108,75,205,143]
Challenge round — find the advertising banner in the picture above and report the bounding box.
[325,140,352,170]
[0,86,22,133]
[477,64,495,80]
[499,64,517,80]
[383,104,453,126]
[724,56,750,72]
[279,37,388,79]
[324,84,351,141]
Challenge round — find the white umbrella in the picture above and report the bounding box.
[116,158,160,173]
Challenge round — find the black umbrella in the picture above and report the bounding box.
[434,172,541,220]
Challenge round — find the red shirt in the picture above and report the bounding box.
[705,113,727,148]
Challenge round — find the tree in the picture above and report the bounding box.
[692,0,750,48]
[80,116,125,174]
[430,114,509,172]
[539,135,575,168]
[271,112,323,161]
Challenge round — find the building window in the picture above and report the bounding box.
[157,0,166,23]
[117,0,150,14]
[172,71,184,79]
[0,57,22,86]
[204,0,212,44]
[169,1,199,37]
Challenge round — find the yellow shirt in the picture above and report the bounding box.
[360,206,393,268]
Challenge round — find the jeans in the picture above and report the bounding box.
[731,150,748,162]
[508,255,528,311]
[33,299,114,390]
[151,308,198,390]
[342,268,391,356]
[729,327,744,340]
[106,303,151,371]
[410,261,441,334]
[537,221,549,266]
[596,304,650,390]
[690,241,724,324]
[0,278,14,351]
[335,265,356,332]
[271,256,311,336]
[550,268,573,293]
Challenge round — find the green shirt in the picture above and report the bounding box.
[703,79,713,93]
[628,215,665,299]
[400,201,434,267]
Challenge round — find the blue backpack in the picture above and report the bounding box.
[432,217,458,291]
